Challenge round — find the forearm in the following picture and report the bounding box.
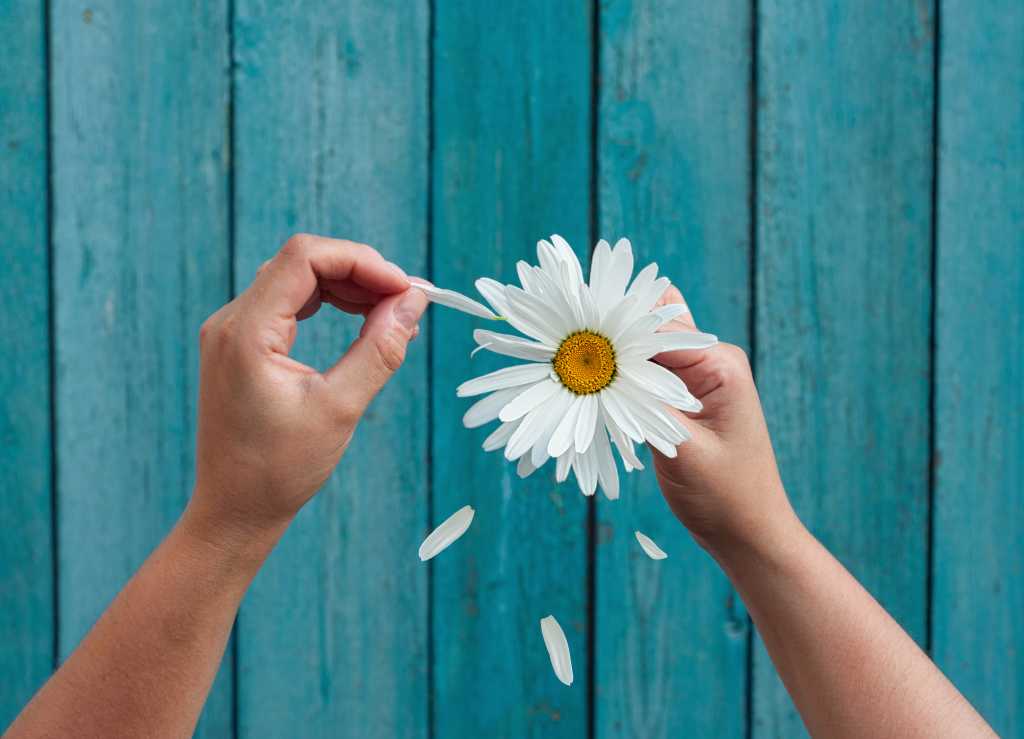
[5,496,284,739]
[713,494,993,739]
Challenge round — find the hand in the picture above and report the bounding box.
[650,285,798,557]
[187,234,427,549]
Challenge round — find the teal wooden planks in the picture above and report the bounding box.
[50,2,233,736]
[0,0,54,730]
[596,1,753,736]
[430,2,592,736]
[232,2,429,736]
[754,2,935,735]
[933,2,1024,735]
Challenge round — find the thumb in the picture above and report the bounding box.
[324,287,427,415]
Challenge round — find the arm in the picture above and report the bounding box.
[651,286,995,739]
[4,234,428,739]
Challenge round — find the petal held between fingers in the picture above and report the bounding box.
[411,281,499,320]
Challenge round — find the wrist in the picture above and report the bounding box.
[179,489,292,575]
[701,491,808,577]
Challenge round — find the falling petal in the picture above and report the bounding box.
[418,506,475,561]
[411,281,499,320]
[634,531,668,560]
[539,615,574,686]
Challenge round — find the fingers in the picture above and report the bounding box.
[653,284,711,370]
[246,234,410,320]
[323,287,428,419]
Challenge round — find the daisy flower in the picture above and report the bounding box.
[414,235,716,500]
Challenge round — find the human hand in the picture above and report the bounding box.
[187,234,427,550]
[651,285,798,557]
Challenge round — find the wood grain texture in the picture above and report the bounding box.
[933,2,1024,735]
[596,1,752,736]
[232,2,429,736]
[430,3,592,736]
[49,2,233,735]
[754,2,935,735]
[0,0,54,730]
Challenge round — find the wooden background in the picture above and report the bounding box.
[2,1,1021,737]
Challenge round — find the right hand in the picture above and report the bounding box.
[650,285,798,556]
[187,234,427,550]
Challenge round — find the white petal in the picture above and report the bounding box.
[555,450,574,482]
[625,262,659,298]
[505,404,554,460]
[593,427,619,500]
[483,420,520,451]
[572,446,599,496]
[574,394,599,453]
[651,303,689,325]
[600,386,645,443]
[475,277,511,316]
[548,394,585,458]
[418,506,474,561]
[633,276,671,315]
[603,406,644,471]
[635,531,668,560]
[550,234,585,289]
[499,378,561,422]
[619,330,718,360]
[605,238,634,303]
[473,329,556,361]
[517,455,537,478]
[621,361,703,412]
[531,388,574,468]
[597,294,640,339]
[504,286,569,345]
[463,387,524,429]
[457,363,552,397]
[540,615,574,686]
[412,282,498,320]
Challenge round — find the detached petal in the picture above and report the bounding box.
[412,281,498,320]
[540,615,574,686]
[635,531,668,560]
[418,506,474,561]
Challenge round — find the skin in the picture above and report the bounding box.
[652,284,996,738]
[4,241,994,738]
[5,234,428,739]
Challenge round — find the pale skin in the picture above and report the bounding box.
[4,235,994,738]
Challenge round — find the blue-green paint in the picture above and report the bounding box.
[430,2,592,736]
[0,0,53,730]
[754,1,935,735]
[232,3,429,737]
[933,1,1024,736]
[597,1,753,736]
[49,2,233,735]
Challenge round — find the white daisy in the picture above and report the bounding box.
[414,235,717,500]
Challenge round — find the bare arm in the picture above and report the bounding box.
[4,234,428,739]
[651,285,995,739]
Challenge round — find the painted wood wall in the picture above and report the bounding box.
[1,1,1021,737]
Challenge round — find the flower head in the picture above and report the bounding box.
[414,235,716,499]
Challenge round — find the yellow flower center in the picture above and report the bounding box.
[552,330,616,395]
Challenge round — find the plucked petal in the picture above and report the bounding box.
[540,615,574,686]
[418,506,474,561]
[412,282,498,320]
[635,531,668,560]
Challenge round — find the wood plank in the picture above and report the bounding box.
[0,0,54,729]
[933,2,1024,735]
[753,2,935,735]
[595,1,752,737]
[430,3,592,736]
[50,3,233,735]
[231,3,429,736]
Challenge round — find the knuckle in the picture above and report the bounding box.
[708,343,751,385]
[374,330,408,374]
[280,233,316,259]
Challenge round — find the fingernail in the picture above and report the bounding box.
[385,260,409,281]
[394,290,426,330]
